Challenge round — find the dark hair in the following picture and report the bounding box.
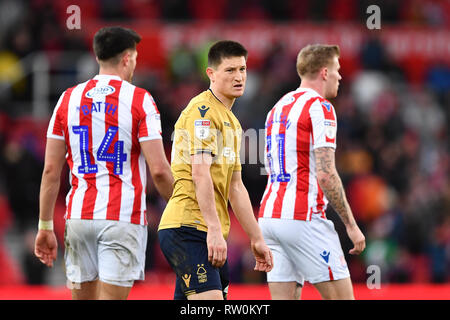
[208,40,248,68]
[93,26,141,62]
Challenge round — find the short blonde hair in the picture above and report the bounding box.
[296,44,340,79]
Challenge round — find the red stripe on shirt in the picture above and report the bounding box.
[294,97,317,220]
[258,185,273,218]
[55,87,76,219]
[105,79,123,221]
[258,107,277,218]
[272,92,304,218]
[52,93,69,137]
[130,88,146,224]
[80,80,98,219]
[137,89,149,139]
[316,180,325,216]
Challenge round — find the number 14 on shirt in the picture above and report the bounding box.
[72,125,127,175]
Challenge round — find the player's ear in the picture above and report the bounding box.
[121,50,131,67]
[206,67,215,83]
[320,67,328,81]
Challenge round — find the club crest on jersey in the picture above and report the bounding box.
[194,119,210,139]
[85,85,115,98]
[321,101,332,112]
[198,105,210,118]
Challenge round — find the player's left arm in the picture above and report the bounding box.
[141,139,174,202]
[229,171,273,272]
[310,99,365,255]
[35,138,66,267]
[314,147,366,255]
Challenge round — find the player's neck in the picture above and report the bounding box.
[299,80,325,97]
[208,87,235,110]
[98,67,127,82]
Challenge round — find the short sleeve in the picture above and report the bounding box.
[46,92,66,140]
[138,92,162,142]
[186,104,219,156]
[309,99,337,149]
[233,127,242,171]
[233,153,242,171]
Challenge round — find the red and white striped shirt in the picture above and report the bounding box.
[47,74,162,225]
[259,87,337,221]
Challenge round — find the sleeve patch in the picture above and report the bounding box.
[194,119,211,139]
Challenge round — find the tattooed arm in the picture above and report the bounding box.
[314,147,366,255]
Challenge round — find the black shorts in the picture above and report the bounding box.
[158,226,229,300]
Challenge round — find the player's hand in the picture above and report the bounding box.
[346,224,365,255]
[34,230,58,267]
[206,227,227,268]
[251,238,273,272]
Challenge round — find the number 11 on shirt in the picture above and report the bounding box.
[266,133,291,183]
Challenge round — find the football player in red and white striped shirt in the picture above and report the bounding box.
[258,44,365,300]
[34,27,173,300]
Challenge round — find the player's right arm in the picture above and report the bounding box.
[35,138,66,267]
[141,139,173,202]
[314,147,366,255]
[138,90,174,202]
[191,152,227,268]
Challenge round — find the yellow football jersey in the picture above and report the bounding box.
[158,89,242,239]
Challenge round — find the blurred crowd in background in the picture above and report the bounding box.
[0,0,449,287]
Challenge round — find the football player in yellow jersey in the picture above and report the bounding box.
[158,40,273,300]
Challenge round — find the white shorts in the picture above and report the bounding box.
[64,219,148,287]
[259,214,350,285]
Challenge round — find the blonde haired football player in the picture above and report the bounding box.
[259,44,365,300]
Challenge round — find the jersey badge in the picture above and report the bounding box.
[198,105,210,118]
[85,85,115,98]
[194,120,211,139]
[324,120,337,140]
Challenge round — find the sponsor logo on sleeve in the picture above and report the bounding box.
[324,120,337,140]
[194,119,211,139]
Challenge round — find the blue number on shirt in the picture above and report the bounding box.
[97,126,127,175]
[266,133,291,183]
[72,125,127,175]
[275,133,291,182]
[72,126,98,174]
[266,136,276,183]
